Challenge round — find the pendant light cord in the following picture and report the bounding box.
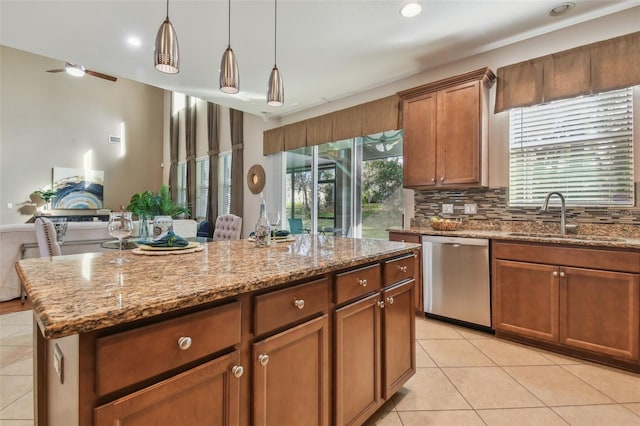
[273,0,278,66]
[166,0,169,18]
[227,0,231,46]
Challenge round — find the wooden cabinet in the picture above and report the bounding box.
[252,315,329,426]
[94,350,242,426]
[493,241,640,369]
[398,68,495,189]
[334,259,416,425]
[388,232,423,314]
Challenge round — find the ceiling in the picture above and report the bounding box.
[1,0,638,118]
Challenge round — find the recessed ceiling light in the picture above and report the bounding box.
[400,2,422,18]
[549,2,575,16]
[126,36,142,48]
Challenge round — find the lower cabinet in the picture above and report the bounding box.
[252,315,329,426]
[335,279,415,425]
[493,241,640,369]
[94,350,242,426]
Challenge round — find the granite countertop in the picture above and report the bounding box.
[389,223,640,249]
[16,235,418,339]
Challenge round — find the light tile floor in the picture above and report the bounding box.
[1,311,639,425]
[366,316,640,426]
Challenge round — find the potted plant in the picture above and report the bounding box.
[33,188,57,210]
[126,185,190,239]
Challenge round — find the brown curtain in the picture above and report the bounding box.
[262,95,400,155]
[206,103,219,225]
[185,97,197,218]
[230,108,244,218]
[495,31,640,113]
[168,93,180,202]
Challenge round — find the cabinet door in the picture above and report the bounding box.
[437,81,481,186]
[493,259,559,342]
[560,267,640,360]
[94,350,241,426]
[335,293,382,426]
[382,280,416,399]
[402,93,437,188]
[253,315,329,426]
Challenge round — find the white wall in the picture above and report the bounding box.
[239,8,639,226]
[0,46,166,225]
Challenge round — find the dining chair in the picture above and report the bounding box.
[197,220,212,238]
[212,214,242,241]
[288,218,308,234]
[35,217,61,257]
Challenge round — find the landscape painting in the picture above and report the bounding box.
[52,167,104,209]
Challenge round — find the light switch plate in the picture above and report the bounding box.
[442,204,453,214]
[464,204,477,214]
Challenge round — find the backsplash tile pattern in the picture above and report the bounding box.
[412,187,640,235]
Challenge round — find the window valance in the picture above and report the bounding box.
[494,31,640,113]
[263,94,400,155]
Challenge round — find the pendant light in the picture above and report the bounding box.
[154,0,180,74]
[219,0,240,94]
[267,0,284,106]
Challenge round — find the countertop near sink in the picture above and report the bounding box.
[389,224,640,250]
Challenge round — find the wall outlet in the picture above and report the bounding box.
[442,204,453,214]
[464,203,477,214]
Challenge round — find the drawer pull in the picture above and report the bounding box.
[231,365,244,378]
[386,296,394,305]
[559,271,565,277]
[358,279,368,287]
[293,299,305,310]
[553,271,558,277]
[397,265,407,273]
[258,354,270,366]
[177,336,192,351]
[377,300,385,309]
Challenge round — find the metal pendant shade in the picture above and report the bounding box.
[267,0,284,106]
[219,0,239,94]
[154,0,179,74]
[267,66,284,106]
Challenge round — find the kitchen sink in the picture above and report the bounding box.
[507,232,623,242]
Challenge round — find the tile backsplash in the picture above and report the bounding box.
[413,186,640,226]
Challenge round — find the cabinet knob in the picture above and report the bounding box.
[177,336,192,351]
[559,271,565,277]
[231,365,244,378]
[293,299,305,309]
[358,279,368,287]
[397,265,407,273]
[440,176,445,182]
[553,271,558,277]
[377,300,385,309]
[386,296,395,305]
[258,354,270,366]
[431,178,435,183]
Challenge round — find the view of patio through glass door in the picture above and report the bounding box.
[285,131,404,239]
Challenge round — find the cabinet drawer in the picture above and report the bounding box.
[335,264,381,304]
[388,232,421,243]
[96,302,241,397]
[254,278,329,336]
[383,254,416,286]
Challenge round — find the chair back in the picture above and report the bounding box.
[197,220,212,238]
[212,214,242,241]
[288,218,305,234]
[35,218,61,257]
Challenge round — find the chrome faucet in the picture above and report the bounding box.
[541,192,566,236]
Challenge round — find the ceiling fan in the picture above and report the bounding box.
[46,62,117,82]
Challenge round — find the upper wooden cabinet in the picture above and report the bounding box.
[398,68,495,189]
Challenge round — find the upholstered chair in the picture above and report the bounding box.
[212,214,242,241]
[34,217,61,257]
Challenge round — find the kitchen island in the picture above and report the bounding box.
[17,235,419,426]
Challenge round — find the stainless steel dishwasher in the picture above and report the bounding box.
[422,235,492,331]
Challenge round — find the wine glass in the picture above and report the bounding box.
[108,212,133,264]
[52,218,67,245]
[268,211,281,235]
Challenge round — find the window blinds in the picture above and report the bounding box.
[509,88,633,206]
